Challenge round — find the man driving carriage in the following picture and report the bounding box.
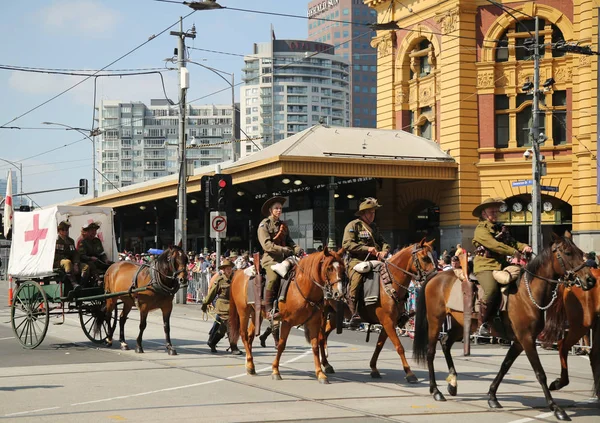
[257,196,302,320]
[342,197,390,327]
[77,221,113,286]
[53,220,82,290]
[472,198,532,336]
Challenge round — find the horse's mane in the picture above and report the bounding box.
[525,235,577,275]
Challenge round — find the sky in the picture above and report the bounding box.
[0,0,309,206]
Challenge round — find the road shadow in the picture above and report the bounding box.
[0,384,63,392]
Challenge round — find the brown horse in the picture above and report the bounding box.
[319,240,437,382]
[94,246,188,355]
[413,233,595,421]
[229,247,345,383]
[542,267,600,399]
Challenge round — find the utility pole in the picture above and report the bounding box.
[231,73,237,161]
[327,176,337,249]
[531,16,542,254]
[170,18,195,304]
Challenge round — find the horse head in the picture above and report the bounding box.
[164,245,189,287]
[387,238,437,285]
[550,232,596,291]
[315,246,346,301]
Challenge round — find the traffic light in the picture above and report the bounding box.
[212,174,232,212]
[79,178,88,195]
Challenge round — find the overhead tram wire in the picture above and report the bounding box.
[0,10,196,129]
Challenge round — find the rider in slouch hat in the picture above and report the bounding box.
[472,197,532,336]
[342,198,390,327]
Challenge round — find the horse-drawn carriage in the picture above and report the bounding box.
[8,205,119,349]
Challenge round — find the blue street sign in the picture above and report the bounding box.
[512,180,533,187]
[541,185,559,192]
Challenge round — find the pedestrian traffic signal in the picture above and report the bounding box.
[79,178,88,195]
[212,174,232,212]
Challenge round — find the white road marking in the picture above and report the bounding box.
[5,407,60,416]
[508,412,555,423]
[0,336,14,340]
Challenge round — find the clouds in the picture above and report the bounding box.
[39,0,122,38]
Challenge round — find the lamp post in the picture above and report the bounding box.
[42,121,98,198]
[0,158,22,207]
[185,60,237,161]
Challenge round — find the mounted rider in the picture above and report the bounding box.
[257,196,302,319]
[472,198,532,336]
[53,220,82,290]
[77,221,113,286]
[201,259,240,354]
[342,198,390,326]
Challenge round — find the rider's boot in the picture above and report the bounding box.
[229,343,242,355]
[68,274,81,291]
[478,300,494,337]
[259,326,272,348]
[265,289,280,320]
[347,297,361,329]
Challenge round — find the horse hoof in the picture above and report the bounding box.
[447,384,457,396]
[247,368,256,376]
[104,340,113,348]
[549,380,561,391]
[318,377,329,385]
[433,391,446,402]
[168,349,177,356]
[135,347,144,354]
[370,370,381,379]
[272,374,282,380]
[406,374,418,384]
[323,364,335,374]
[554,408,570,421]
[120,344,129,351]
[488,399,502,409]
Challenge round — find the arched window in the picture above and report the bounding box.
[494,20,566,63]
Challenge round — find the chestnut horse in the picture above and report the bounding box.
[318,239,437,382]
[413,233,595,421]
[542,267,600,399]
[229,247,345,384]
[94,246,188,355]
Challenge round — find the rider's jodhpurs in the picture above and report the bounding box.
[475,270,498,302]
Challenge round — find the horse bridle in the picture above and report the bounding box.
[148,251,187,296]
[296,257,342,306]
[385,245,438,291]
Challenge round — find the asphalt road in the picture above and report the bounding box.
[0,289,598,422]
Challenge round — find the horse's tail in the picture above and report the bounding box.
[539,285,566,346]
[229,289,240,342]
[591,319,600,399]
[412,279,430,365]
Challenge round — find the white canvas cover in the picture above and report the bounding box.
[8,205,117,278]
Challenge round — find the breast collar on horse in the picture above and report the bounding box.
[130,260,185,297]
[384,244,438,291]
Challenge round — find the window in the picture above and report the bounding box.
[495,95,510,148]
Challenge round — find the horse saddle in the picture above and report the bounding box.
[245,265,295,305]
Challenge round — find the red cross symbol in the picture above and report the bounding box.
[24,214,48,255]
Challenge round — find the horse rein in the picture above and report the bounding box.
[296,257,340,305]
[130,251,186,296]
[385,245,437,291]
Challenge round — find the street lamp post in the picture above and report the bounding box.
[41,121,98,198]
[0,158,22,207]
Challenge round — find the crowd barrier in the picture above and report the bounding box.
[187,270,210,303]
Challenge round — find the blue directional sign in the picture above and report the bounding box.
[512,180,533,187]
[540,185,559,192]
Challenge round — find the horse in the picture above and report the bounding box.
[541,267,600,399]
[94,246,188,355]
[228,247,345,384]
[319,239,437,382]
[412,233,596,421]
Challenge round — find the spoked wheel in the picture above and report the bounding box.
[11,281,50,349]
[79,300,118,344]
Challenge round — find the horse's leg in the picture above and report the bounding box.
[488,341,524,409]
[104,298,116,347]
[307,317,329,384]
[320,315,335,374]
[440,319,463,397]
[379,312,418,383]
[549,324,585,391]
[161,299,176,355]
[118,299,133,351]
[272,319,292,380]
[427,313,446,401]
[135,304,148,354]
[369,329,388,379]
[240,307,255,375]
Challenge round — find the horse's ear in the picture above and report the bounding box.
[177,240,182,248]
[323,245,330,255]
[551,232,561,243]
[419,237,427,246]
[426,239,436,247]
[564,230,572,239]
[336,247,345,257]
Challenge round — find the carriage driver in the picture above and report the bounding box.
[201,259,241,354]
[342,198,390,326]
[257,196,302,320]
[472,198,532,336]
[53,221,82,290]
[77,221,113,286]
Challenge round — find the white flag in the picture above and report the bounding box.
[3,171,13,237]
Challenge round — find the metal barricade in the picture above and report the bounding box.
[186,270,210,303]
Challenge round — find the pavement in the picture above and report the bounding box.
[0,287,598,422]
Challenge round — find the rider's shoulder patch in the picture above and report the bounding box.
[348,228,354,232]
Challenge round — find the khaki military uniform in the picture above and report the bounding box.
[78,237,110,280]
[342,218,390,299]
[257,216,301,291]
[53,235,80,275]
[472,220,526,301]
[203,272,233,337]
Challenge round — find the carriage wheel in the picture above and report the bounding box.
[79,300,118,344]
[11,281,50,349]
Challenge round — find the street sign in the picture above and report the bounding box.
[512,180,533,187]
[540,185,559,192]
[210,211,227,239]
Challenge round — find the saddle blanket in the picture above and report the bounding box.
[446,277,508,313]
[362,262,383,306]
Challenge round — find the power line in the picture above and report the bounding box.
[0,64,174,73]
[0,10,196,129]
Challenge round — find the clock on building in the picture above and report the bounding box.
[543,201,553,211]
[512,202,523,212]
[527,202,533,212]
[499,203,508,213]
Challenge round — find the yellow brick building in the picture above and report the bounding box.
[366,0,600,252]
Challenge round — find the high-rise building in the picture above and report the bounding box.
[240,39,350,158]
[307,0,378,128]
[96,99,239,193]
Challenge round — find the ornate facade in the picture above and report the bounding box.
[366,0,600,252]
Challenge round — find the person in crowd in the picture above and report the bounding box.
[53,221,82,290]
[342,197,390,327]
[455,243,464,256]
[78,222,113,286]
[585,251,598,269]
[441,255,452,271]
